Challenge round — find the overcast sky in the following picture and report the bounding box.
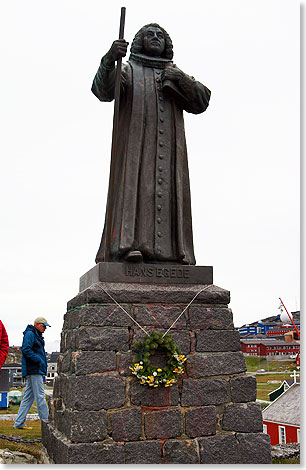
[1,0,300,352]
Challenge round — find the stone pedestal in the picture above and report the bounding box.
[41,282,272,464]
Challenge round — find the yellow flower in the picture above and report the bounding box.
[157,368,162,372]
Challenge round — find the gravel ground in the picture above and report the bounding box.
[0,413,39,421]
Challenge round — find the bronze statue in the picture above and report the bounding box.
[92,23,211,265]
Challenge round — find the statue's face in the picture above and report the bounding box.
[142,26,165,57]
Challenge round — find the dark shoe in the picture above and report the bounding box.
[125,250,143,262]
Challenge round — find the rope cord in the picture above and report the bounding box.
[101,283,213,337]
[101,288,150,336]
[162,284,213,337]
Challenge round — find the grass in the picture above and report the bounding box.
[244,357,299,403]
[244,356,297,373]
[0,386,51,461]
[272,457,300,464]
[0,419,42,462]
[256,375,287,401]
[0,403,38,415]
[0,418,41,439]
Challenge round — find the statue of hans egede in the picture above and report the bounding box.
[92,23,211,265]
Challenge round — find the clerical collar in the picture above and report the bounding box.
[129,52,172,69]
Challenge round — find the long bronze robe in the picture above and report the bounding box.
[92,53,210,264]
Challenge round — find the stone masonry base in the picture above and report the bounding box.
[41,282,272,464]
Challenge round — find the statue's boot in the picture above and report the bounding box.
[125,250,143,262]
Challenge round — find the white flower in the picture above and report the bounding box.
[153,372,157,376]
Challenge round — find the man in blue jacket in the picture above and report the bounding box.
[14,317,50,430]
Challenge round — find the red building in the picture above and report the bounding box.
[240,339,300,357]
[262,383,300,445]
[266,325,294,337]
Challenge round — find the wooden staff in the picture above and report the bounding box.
[104,7,126,262]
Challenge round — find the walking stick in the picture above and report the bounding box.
[104,7,126,262]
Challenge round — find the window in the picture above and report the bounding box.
[263,424,267,434]
[297,429,300,443]
[279,426,286,444]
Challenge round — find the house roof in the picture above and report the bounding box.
[241,339,271,343]
[49,352,60,363]
[285,378,300,386]
[240,339,299,346]
[268,379,300,397]
[263,383,300,426]
[269,325,293,329]
[2,362,21,368]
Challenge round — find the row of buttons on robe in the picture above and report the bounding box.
[156,69,166,252]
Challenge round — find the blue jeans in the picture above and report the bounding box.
[14,374,49,428]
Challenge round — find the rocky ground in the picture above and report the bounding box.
[271,442,300,460]
[0,448,39,464]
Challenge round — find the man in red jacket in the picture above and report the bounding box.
[0,320,9,375]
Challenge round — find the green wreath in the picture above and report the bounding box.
[130,331,187,387]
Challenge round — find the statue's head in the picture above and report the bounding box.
[130,23,173,59]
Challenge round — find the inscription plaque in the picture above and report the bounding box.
[79,262,213,292]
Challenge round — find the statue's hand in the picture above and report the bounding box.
[105,40,129,65]
[161,65,184,83]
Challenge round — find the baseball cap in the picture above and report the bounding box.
[34,316,51,327]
